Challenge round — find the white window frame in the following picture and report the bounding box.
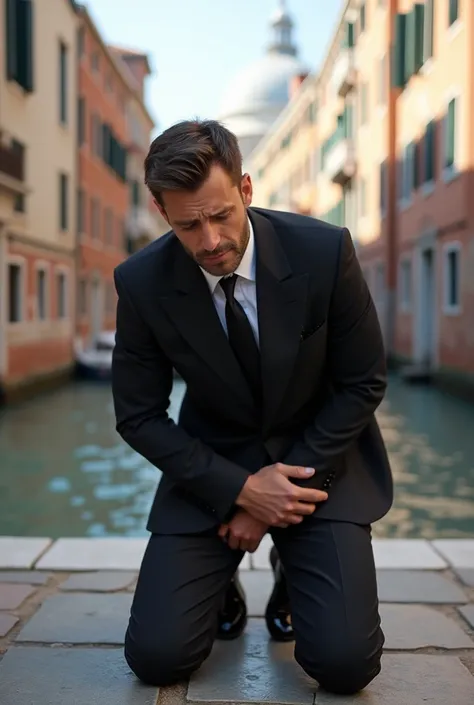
[443,89,461,183]
[399,256,412,312]
[442,241,462,315]
[55,266,70,320]
[35,261,50,321]
[7,256,26,325]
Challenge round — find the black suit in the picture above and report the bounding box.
[112,208,393,694]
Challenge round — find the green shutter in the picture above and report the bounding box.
[414,3,425,71]
[342,21,354,48]
[404,8,416,81]
[413,142,420,189]
[445,99,456,168]
[449,0,458,27]
[6,0,18,80]
[392,14,406,88]
[424,120,435,182]
[423,0,434,63]
[17,0,34,91]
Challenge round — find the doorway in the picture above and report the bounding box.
[90,276,103,342]
[415,246,437,367]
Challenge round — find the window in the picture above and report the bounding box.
[443,244,461,313]
[8,262,23,322]
[77,189,85,233]
[448,0,459,27]
[91,51,99,73]
[5,0,34,92]
[77,279,87,316]
[37,268,47,320]
[77,26,85,58]
[91,198,100,238]
[56,272,67,319]
[359,2,366,32]
[14,193,25,213]
[423,0,434,63]
[360,83,368,125]
[444,97,458,172]
[105,208,113,244]
[399,258,412,311]
[59,42,68,124]
[131,180,140,207]
[423,120,436,183]
[77,97,86,145]
[91,113,102,156]
[59,173,69,231]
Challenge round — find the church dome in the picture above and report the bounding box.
[218,1,307,163]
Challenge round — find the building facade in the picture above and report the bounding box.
[75,6,131,347]
[0,0,78,401]
[249,0,474,397]
[110,46,168,252]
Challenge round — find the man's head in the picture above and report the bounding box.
[144,119,253,276]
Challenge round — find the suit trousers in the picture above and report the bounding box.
[124,517,385,695]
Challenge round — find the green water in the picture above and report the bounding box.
[0,376,473,538]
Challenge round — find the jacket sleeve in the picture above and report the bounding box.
[111,267,251,522]
[282,227,387,481]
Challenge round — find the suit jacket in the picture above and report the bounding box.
[111,207,393,534]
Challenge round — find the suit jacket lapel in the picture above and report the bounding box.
[250,209,309,430]
[158,243,254,409]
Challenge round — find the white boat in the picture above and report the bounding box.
[75,331,116,381]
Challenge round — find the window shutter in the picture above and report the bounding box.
[17,0,34,92]
[414,3,425,72]
[392,14,406,88]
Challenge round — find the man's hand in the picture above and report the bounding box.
[218,509,269,552]
[236,463,328,526]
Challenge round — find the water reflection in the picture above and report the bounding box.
[0,375,473,538]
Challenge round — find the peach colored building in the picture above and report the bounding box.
[388,0,474,398]
[0,0,78,402]
[250,0,474,398]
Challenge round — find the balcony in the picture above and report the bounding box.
[0,138,25,190]
[332,48,356,97]
[324,138,356,186]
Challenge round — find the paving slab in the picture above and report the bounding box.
[432,540,474,568]
[0,613,19,638]
[0,537,52,569]
[453,568,474,587]
[0,647,158,705]
[376,569,468,603]
[0,571,51,585]
[240,570,274,616]
[380,604,474,649]
[372,539,447,569]
[316,654,474,705]
[249,534,274,569]
[35,537,148,571]
[187,618,315,704]
[459,605,474,630]
[59,571,137,592]
[0,583,37,610]
[15,593,132,644]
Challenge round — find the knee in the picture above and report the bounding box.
[297,638,383,696]
[124,630,212,687]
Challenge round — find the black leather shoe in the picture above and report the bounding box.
[216,574,247,640]
[265,546,294,642]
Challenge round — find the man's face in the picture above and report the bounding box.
[156,165,253,276]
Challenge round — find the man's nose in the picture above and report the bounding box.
[201,223,221,251]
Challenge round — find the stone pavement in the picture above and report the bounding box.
[0,536,474,704]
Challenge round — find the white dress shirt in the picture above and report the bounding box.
[199,218,259,346]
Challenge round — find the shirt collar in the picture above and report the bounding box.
[199,217,256,294]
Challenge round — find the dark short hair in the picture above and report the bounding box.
[144,119,243,207]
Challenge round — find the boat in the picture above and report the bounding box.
[75,331,116,381]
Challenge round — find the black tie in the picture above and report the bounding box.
[219,274,261,401]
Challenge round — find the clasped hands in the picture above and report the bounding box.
[218,463,328,553]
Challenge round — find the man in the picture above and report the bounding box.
[111,119,393,696]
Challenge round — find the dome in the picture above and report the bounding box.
[218,1,307,162]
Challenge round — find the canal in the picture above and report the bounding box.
[0,375,473,539]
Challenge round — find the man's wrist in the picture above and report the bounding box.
[236,474,256,508]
